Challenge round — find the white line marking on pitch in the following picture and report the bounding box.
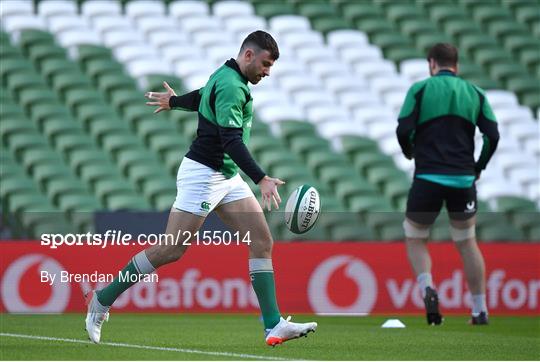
[0,333,294,361]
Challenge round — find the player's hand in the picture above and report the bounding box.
[144,81,177,113]
[258,176,285,211]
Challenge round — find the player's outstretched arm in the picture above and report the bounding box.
[145,82,202,113]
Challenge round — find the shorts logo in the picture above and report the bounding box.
[200,201,211,211]
[465,201,476,213]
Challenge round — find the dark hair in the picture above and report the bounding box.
[427,43,458,67]
[240,30,280,60]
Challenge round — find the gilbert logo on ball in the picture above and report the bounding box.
[284,185,320,234]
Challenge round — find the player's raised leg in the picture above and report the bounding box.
[215,195,317,346]
[85,208,205,343]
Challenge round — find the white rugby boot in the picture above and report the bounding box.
[265,316,317,346]
[85,290,110,343]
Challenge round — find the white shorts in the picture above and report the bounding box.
[173,157,255,216]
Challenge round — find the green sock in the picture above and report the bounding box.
[96,251,155,307]
[249,259,281,329]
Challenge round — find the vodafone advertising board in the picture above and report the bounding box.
[1,242,538,315]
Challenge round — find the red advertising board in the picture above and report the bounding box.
[1,242,539,315]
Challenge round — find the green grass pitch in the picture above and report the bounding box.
[1,314,538,360]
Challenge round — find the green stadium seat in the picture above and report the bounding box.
[0,30,11,45]
[297,3,339,20]
[32,163,73,189]
[116,149,160,175]
[489,63,529,84]
[18,88,58,112]
[288,135,331,157]
[330,224,376,241]
[52,73,94,99]
[46,178,89,204]
[42,118,83,144]
[76,45,113,66]
[248,134,280,155]
[9,193,56,214]
[443,19,482,40]
[386,46,423,63]
[41,58,81,82]
[340,2,383,23]
[415,33,453,53]
[334,179,376,202]
[0,59,34,84]
[97,73,138,96]
[466,76,500,90]
[85,59,125,81]
[429,5,467,25]
[364,212,403,230]
[514,4,540,27]
[0,178,40,201]
[506,77,540,98]
[371,33,414,52]
[110,88,145,113]
[126,163,170,188]
[0,118,35,144]
[30,103,72,128]
[473,47,514,68]
[317,164,356,186]
[58,194,103,214]
[378,221,405,240]
[340,135,380,156]
[495,196,538,213]
[460,35,499,57]
[383,179,410,206]
[527,224,540,241]
[143,74,184,93]
[147,133,188,156]
[55,132,96,156]
[365,165,408,189]
[270,164,314,184]
[348,194,394,213]
[487,21,529,41]
[472,7,512,27]
[79,164,123,187]
[76,104,119,127]
[311,17,351,35]
[258,149,294,169]
[182,116,199,141]
[522,92,540,110]
[7,133,49,160]
[254,2,295,18]
[386,5,425,24]
[352,152,396,175]
[68,148,110,172]
[430,222,452,241]
[355,18,396,37]
[401,19,439,38]
[305,151,349,174]
[18,30,56,54]
[7,74,47,98]
[106,193,151,211]
[478,224,525,241]
[27,44,67,68]
[520,48,540,70]
[64,89,104,113]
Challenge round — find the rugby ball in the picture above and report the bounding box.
[284,185,320,234]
